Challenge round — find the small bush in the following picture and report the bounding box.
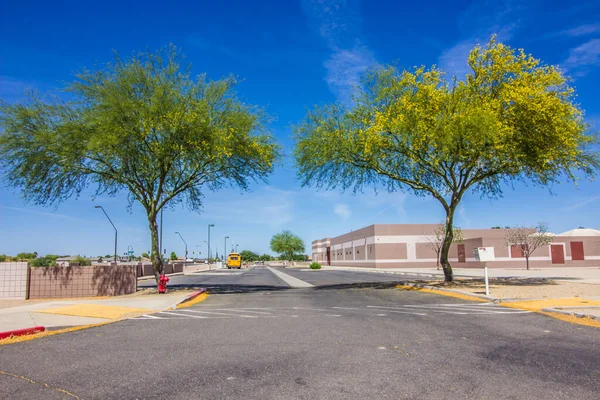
[309,262,322,270]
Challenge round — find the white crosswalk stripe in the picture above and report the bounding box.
[130,303,530,321]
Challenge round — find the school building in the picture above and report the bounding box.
[311,224,600,268]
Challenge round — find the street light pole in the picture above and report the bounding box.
[175,232,188,267]
[224,236,229,262]
[236,244,239,253]
[94,206,117,263]
[208,224,214,263]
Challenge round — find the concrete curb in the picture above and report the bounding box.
[541,307,598,320]
[396,281,498,301]
[171,288,207,309]
[0,326,46,340]
[321,266,474,279]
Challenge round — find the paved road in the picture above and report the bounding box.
[1,282,599,399]
[138,266,425,292]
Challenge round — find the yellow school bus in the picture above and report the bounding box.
[227,253,242,269]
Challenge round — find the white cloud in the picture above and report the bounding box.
[563,39,600,76]
[458,206,471,228]
[201,186,295,228]
[303,0,376,103]
[0,205,92,223]
[324,44,376,104]
[563,24,600,37]
[564,195,600,210]
[333,203,352,221]
[438,1,520,81]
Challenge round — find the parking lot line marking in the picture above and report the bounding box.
[331,307,360,310]
[367,305,469,315]
[385,310,428,316]
[142,315,165,319]
[214,309,273,315]
[177,310,258,318]
[159,311,211,318]
[266,267,315,288]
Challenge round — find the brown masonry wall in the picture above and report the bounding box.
[29,265,137,299]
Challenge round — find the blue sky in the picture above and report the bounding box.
[1,0,599,257]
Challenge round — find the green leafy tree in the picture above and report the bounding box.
[30,257,51,267]
[294,37,598,282]
[16,252,37,260]
[240,250,259,262]
[141,252,150,259]
[0,46,279,284]
[0,254,7,262]
[170,251,177,261]
[259,254,273,262]
[74,256,91,266]
[270,231,305,262]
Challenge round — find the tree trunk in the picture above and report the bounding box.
[525,255,530,270]
[148,212,163,285]
[439,208,455,282]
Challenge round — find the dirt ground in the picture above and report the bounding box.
[439,278,600,299]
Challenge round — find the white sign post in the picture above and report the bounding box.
[474,247,495,296]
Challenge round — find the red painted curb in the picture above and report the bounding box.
[176,288,207,306]
[0,326,45,340]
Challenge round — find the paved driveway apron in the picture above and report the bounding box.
[1,287,598,400]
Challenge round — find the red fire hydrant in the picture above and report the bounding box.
[158,274,169,294]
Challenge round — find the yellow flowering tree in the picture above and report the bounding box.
[294,37,599,282]
[0,46,279,283]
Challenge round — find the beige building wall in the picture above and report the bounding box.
[314,225,600,269]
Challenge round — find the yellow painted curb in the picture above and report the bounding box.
[500,297,600,312]
[500,297,600,328]
[36,304,151,319]
[0,322,113,346]
[396,284,488,303]
[176,292,208,309]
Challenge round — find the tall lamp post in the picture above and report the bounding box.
[236,244,239,253]
[224,236,229,262]
[207,224,214,263]
[175,232,188,267]
[94,206,117,263]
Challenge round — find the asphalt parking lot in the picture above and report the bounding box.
[1,277,599,399]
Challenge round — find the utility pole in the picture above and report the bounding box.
[94,206,117,263]
[224,236,229,262]
[175,232,188,267]
[208,224,214,262]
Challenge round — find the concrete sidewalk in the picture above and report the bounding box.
[0,291,192,333]
[321,265,600,283]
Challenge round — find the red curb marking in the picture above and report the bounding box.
[0,326,46,340]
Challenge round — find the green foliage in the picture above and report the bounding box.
[170,251,177,261]
[141,253,150,259]
[259,254,273,262]
[0,254,7,262]
[270,231,305,261]
[294,37,599,282]
[30,257,56,267]
[0,46,279,282]
[309,262,322,270]
[16,252,37,260]
[74,256,91,266]
[240,250,259,262]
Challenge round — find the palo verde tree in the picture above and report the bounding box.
[270,230,305,262]
[294,37,599,282]
[0,46,279,284]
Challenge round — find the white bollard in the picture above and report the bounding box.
[484,265,490,296]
